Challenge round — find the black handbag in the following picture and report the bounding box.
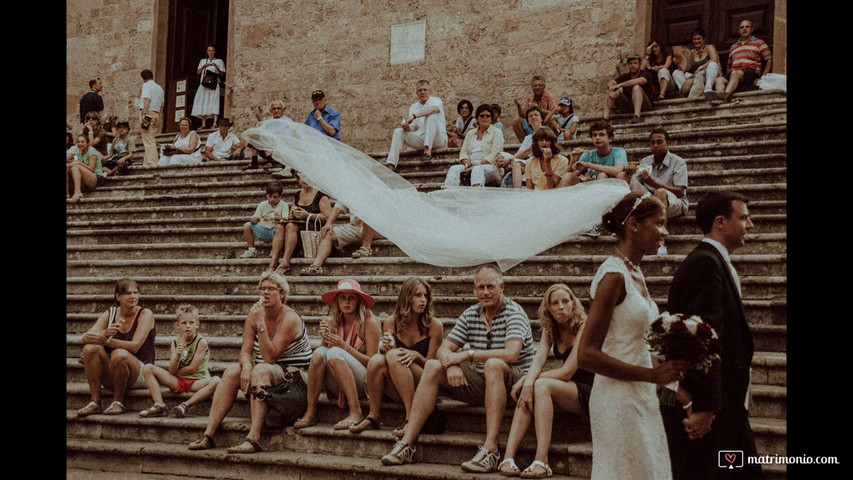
[201,69,219,89]
[252,366,308,430]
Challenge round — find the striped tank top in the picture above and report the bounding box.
[253,308,312,369]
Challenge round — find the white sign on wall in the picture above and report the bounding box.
[390,20,426,65]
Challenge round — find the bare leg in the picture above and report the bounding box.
[327,354,363,421]
[81,344,110,403]
[185,377,221,407]
[386,349,420,419]
[243,224,256,249]
[268,223,286,269]
[109,349,141,403]
[244,364,277,443]
[501,393,533,464]
[482,358,510,453]
[310,234,334,268]
[201,363,243,438]
[531,379,584,463]
[365,354,390,421]
[281,222,300,269]
[399,359,446,447]
[300,349,328,422]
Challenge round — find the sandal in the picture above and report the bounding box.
[498,458,521,477]
[293,417,317,430]
[392,420,408,438]
[275,264,291,275]
[68,194,84,204]
[299,265,324,276]
[520,460,552,479]
[102,401,126,415]
[77,401,101,417]
[139,403,167,417]
[171,402,189,418]
[226,437,263,454]
[334,418,360,430]
[188,434,216,450]
[349,416,379,434]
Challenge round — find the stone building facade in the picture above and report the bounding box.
[66,0,786,152]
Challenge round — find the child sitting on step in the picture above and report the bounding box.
[139,304,220,417]
[240,180,288,259]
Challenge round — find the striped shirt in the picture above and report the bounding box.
[253,310,313,369]
[727,36,771,74]
[446,296,535,374]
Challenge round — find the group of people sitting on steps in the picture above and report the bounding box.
[77,188,766,479]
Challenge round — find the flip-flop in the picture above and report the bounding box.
[293,417,317,430]
[226,437,262,454]
[188,434,216,450]
[275,265,291,275]
[349,416,379,434]
[102,400,125,415]
[498,458,521,477]
[333,418,360,430]
[68,194,84,203]
[77,401,101,417]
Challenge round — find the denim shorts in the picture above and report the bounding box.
[245,222,275,242]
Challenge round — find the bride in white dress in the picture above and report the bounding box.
[578,192,688,479]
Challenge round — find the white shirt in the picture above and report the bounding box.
[259,115,294,136]
[408,96,445,129]
[140,80,165,112]
[206,130,241,158]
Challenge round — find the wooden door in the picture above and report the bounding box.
[652,0,774,69]
[165,0,229,133]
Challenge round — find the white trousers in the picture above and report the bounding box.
[444,163,500,187]
[672,61,720,93]
[385,114,448,167]
[158,153,202,166]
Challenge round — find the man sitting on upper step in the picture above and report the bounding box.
[381,265,535,474]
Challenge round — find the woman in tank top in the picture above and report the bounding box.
[188,271,312,453]
[269,171,333,274]
[77,278,156,417]
[350,277,444,435]
[498,283,594,477]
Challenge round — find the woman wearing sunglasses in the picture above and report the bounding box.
[442,104,505,188]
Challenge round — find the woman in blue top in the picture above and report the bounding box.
[67,134,105,203]
[349,277,444,435]
[499,283,594,478]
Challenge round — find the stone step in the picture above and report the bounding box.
[66,252,787,280]
[65,410,787,479]
[65,233,787,263]
[64,289,786,325]
[65,218,787,252]
[64,273,788,303]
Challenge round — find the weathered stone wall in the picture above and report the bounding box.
[66,0,786,152]
[66,0,160,126]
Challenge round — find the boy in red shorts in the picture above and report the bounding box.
[139,304,220,417]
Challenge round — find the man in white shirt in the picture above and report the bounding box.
[245,99,293,171]
[384,80,448,171]
[139,69,165,166]
[203,117,244,162]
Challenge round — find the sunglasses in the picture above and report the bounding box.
[478,114,492,118]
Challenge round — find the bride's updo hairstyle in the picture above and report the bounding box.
[601,191,665,238]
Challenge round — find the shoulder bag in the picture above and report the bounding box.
[201,68,219,90]
[252,366,308,430]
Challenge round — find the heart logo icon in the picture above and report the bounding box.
[724,454,736,464]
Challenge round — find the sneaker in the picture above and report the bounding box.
[381,441,416,466]
[351,246,373,258]
[582,224,601,238]
[629,115,642,123]
[240,249,258,258]
[421,152,432,163]
[460,445,500,473]
[657,245,668,255]
[271,167,292,179]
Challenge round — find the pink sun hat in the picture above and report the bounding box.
[320,279,375,309]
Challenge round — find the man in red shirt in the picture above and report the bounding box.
[709,19,772,104]
[511,75,558,142]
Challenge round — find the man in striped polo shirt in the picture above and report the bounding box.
[381,264,535,473]
[709,19,772,104]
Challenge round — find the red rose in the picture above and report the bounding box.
[709,338,722,355]
[696,322,713,339]
[669,320,686,333]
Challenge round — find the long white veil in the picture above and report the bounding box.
[242,121,629,271]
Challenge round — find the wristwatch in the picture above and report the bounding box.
[468,349,475,362]
[258,326,266,333]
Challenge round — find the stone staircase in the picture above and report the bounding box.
[66,89,787,479]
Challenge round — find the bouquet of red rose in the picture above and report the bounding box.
[646,312,722,406]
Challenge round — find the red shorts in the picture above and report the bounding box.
[170,377,199,394]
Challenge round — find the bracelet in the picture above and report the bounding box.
[682,401,693,411]
[543,171,554,177]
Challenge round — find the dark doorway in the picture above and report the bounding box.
[651,0,774,69]
[164,0,229,133]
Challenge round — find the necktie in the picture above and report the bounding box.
[727,261,742,298]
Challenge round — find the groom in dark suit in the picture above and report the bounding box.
[663,191,766,480]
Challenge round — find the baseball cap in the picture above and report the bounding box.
[559,97,572,106]
[626,53,642,61]
[311,90,325,99]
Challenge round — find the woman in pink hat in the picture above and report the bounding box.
[294,279,381,430]
[349,277,444,435]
